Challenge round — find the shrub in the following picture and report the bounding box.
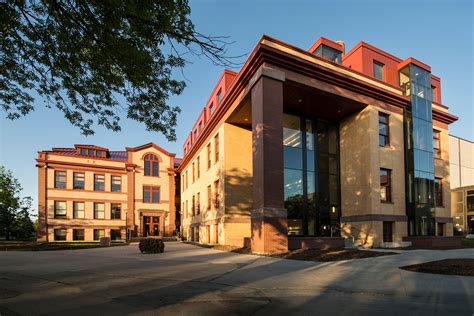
[139,238,165,254]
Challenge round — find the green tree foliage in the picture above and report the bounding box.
[0,166,35,240]
[1,1,235,140]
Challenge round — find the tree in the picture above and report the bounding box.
[0,166,34,240]
[1,1,237,141]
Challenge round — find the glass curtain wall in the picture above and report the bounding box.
[283,113,340,237]
[400,64,436,236]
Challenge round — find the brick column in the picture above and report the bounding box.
[36,155,48,241]
[250,69,288,254]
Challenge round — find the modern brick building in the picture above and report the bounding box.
[36,143,179,242]
[449,135,474,234]
[178,35,458,253]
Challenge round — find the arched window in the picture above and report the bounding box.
[144,154,159,176]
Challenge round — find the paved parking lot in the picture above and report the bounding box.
[0,242,473,315]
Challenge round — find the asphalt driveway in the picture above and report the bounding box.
[0,242,473,315]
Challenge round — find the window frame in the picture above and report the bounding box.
[378,112,390,147]
[207,185,212,211]
[196,156,200,179]
[144,154,159,177]
[214,180,220,209]
[380,168,392,203]
[214,134,219,164]
[54,229,67,241]
[73,172,85,190]
[93,229,105,241]
[94,202,105,219]
[73,229,85,241]
[207,143,211,169]
[143,186,160,203]
[54,170,67,189]
[94,174,105,191]
[73,201,85,219]
[111,203,121,219]
[196,192,200,215]
[435,177,443,207]
[111,175,122,192]
[373,60,385,81]
[433,129,441,159]
[54,201,67,218]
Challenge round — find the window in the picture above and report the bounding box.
[89,149,94,156]
[437,223,444,236]
[435,178,443,207]
[383,222,393,242]
[198,122,202,132]
[431,85,437,102]
[111,175,121,192]
[96,150,103,157]
[207,143,211,169]
[54,171,67,189]
[73,172,84,190]
[314,44,342,63]
[185,200,188,218]
[214,180,219,209]
[433,130,441,159]
[192,162,195,183]
[111,203,121,219]
[185,171,188,189]
[94,174,105,191]
[73,202,85,219]
[94,203,105,219]
[197,156,200,179]
[378,113,390,147]
[207,185,212,211]
[93,229,104,241]
[111,229,121,240]
[54,229,67,241]
[54,201,67,218]
[192,195,195,216]
[73,229,84,241]
[143,186,160,203]
[380,169,392,202]
[214,134,219,164]
[196,192,200,215]
[217,88,222,103]
[182,174,185,192]
[80,148,87,156]
[373,61,384,80]
[144,154,159,176]
[209,102,214,114]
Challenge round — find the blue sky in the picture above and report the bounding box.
[1,0,473,209]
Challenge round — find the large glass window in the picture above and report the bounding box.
[111,229,121,240]
[94,229,104,241]
[283,114,340,237]
[314,44,342,64]
[73,229,84,241]
[378,113,390,147]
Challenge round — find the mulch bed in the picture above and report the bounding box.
[400,259,474,276]
[185,242,396,262]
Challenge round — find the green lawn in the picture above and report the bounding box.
[0,241,128,251]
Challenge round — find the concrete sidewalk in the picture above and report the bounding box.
[0,242,473,315]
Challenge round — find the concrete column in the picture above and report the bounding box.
[250,70,288,254]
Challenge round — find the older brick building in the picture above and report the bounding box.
[36,143,179,242]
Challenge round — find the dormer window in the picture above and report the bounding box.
[80,148,87,155]
[209,102,214,114]
[217,88,222,103]
[314,44,342,64]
